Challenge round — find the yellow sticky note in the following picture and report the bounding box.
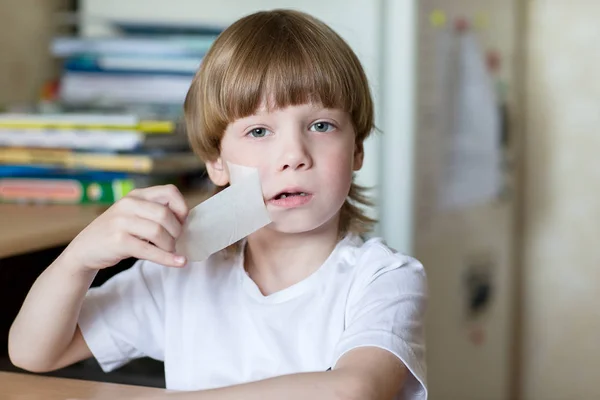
[475,12,489,29]
[429,9,447,28]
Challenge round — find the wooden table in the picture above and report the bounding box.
[0,189,211,259]
[0,371,167,399]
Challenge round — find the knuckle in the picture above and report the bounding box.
[150,224,164,241]
[116,196,135,210]
[128,187,141,197]
[156,206,170,223]
[113,229,129,244]
[165,184,184,202]
[164,183,178,193]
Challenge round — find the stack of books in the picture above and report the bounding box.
[0,113,205,204]
[0,22,221,205]
[52,21,220,107]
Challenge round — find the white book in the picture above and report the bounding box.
[0,129,144,151]
[98,55,202,74]
[59,73,192,105]
[52,36,215,57]
[0,113,138,126]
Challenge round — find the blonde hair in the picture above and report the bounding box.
[184,9,376,236]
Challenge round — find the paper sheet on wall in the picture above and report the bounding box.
[437,31,502,210]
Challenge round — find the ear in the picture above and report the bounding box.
[353,142,364,171]
[205,157,230,186]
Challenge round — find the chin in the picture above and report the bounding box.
[266,212,339,235]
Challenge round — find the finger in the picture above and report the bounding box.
[132,200,183,239]
[124,235,186,268]
[123,216,176,253]
[128,184,189,223]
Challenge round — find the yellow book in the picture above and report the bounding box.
[0,113,175,134]
[0,148,203,173]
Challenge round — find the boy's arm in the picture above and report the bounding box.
[8,252,96,372]
[144,347,407,400]
[9,185,188,373]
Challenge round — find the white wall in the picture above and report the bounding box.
[379,0,417,253]
[522,1,600,399]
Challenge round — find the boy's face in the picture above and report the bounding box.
[206,102,363,234]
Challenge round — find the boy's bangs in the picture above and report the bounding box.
[219,32,356,121]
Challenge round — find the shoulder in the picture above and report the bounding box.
[337,235,427,295]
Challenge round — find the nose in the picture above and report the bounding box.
[278,131,313,171]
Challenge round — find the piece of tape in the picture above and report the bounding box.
[175,162,271,262]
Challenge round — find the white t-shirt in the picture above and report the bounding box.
[78,234,428,399]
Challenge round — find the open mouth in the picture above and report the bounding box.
[273,192,310,200]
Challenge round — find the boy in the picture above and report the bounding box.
[9,9,427,400]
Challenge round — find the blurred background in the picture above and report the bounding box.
[0,1,597,399]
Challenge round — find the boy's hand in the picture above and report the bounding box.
[64,184,189,271]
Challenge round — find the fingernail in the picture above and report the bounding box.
[174,256,186,266]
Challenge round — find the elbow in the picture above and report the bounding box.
[8,350,56,374]
[334,370,380,400]
[8,327,55,373]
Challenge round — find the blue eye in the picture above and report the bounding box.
[310,122,334,133]
[248,128,270,138]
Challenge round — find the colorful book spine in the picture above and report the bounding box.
[0,148,148,172]
[0,165,134,180]
[64,55,202,76]
[0,177,136,204]
[0,148,203,174]
[112,21,223,36]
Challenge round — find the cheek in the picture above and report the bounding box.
[220,141,273,190]
[319,147,355,187]
[220,139,264,168]
[324,138,355,168]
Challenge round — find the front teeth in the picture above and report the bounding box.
[279,192,307,199]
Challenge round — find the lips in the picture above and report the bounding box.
[270,187,311,201]
[268,187,313,208]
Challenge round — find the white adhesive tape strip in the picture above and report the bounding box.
[175,162,271,262]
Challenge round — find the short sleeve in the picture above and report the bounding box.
[78,259,166,372]
[333,244,428,400]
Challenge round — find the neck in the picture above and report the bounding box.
[244,216,341,296]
